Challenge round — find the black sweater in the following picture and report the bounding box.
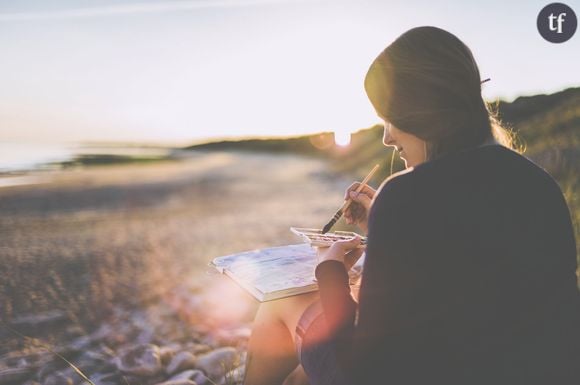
[315,144,580,385]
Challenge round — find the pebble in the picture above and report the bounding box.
[169,369,204,382]
[87,371,119,385]
[166,351,197,375]
[154,380,197,385]
[67,335,94,352]
[0,367,33,385]
[195,347,240,381]
[159,346,177,366]
[114,344,163,376]
[3,284,251,385]
[42,372,73,385]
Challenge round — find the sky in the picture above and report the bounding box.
[0,0,578,144]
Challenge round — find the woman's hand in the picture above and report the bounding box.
[317,236,365,272]
[344,182,376,234]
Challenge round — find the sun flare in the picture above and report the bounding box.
[334,131,351,147]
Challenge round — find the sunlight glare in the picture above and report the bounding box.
[334,131,351,147]
[203,278,254,327]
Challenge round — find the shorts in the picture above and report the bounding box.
[295,300,349,385]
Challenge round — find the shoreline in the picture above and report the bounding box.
[0,148,202,189]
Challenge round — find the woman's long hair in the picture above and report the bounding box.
[364,26,518,161]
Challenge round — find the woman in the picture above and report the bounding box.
[243,26,580,385]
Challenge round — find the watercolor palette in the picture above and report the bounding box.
[290,227,367,248]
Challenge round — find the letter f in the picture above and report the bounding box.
[556,12,567,33]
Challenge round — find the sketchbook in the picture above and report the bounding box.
[209,243,364,302]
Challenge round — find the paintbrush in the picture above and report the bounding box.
[321,164,380,234]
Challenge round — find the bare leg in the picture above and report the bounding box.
[282,365,309,385]
[243,292,319,385]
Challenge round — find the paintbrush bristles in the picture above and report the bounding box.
[321,221,334,234]
[322,210,343,233]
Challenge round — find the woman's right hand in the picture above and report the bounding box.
[343,182,376,234]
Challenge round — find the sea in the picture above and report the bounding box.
[0,142,174,187]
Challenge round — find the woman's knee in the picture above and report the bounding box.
[255,292,320,339]
[281,293,320,339]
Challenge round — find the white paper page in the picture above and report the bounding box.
[223,244,317,294]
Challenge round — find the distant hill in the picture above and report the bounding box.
[186,87,579,179]
[186,87,580,264]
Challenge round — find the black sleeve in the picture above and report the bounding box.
[314,152,580,383]
[315,175,428,384]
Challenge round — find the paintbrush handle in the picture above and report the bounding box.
[328,208,343,224]
[321,164,379,233]
[342,163,380,209]
[357,164,380,190]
